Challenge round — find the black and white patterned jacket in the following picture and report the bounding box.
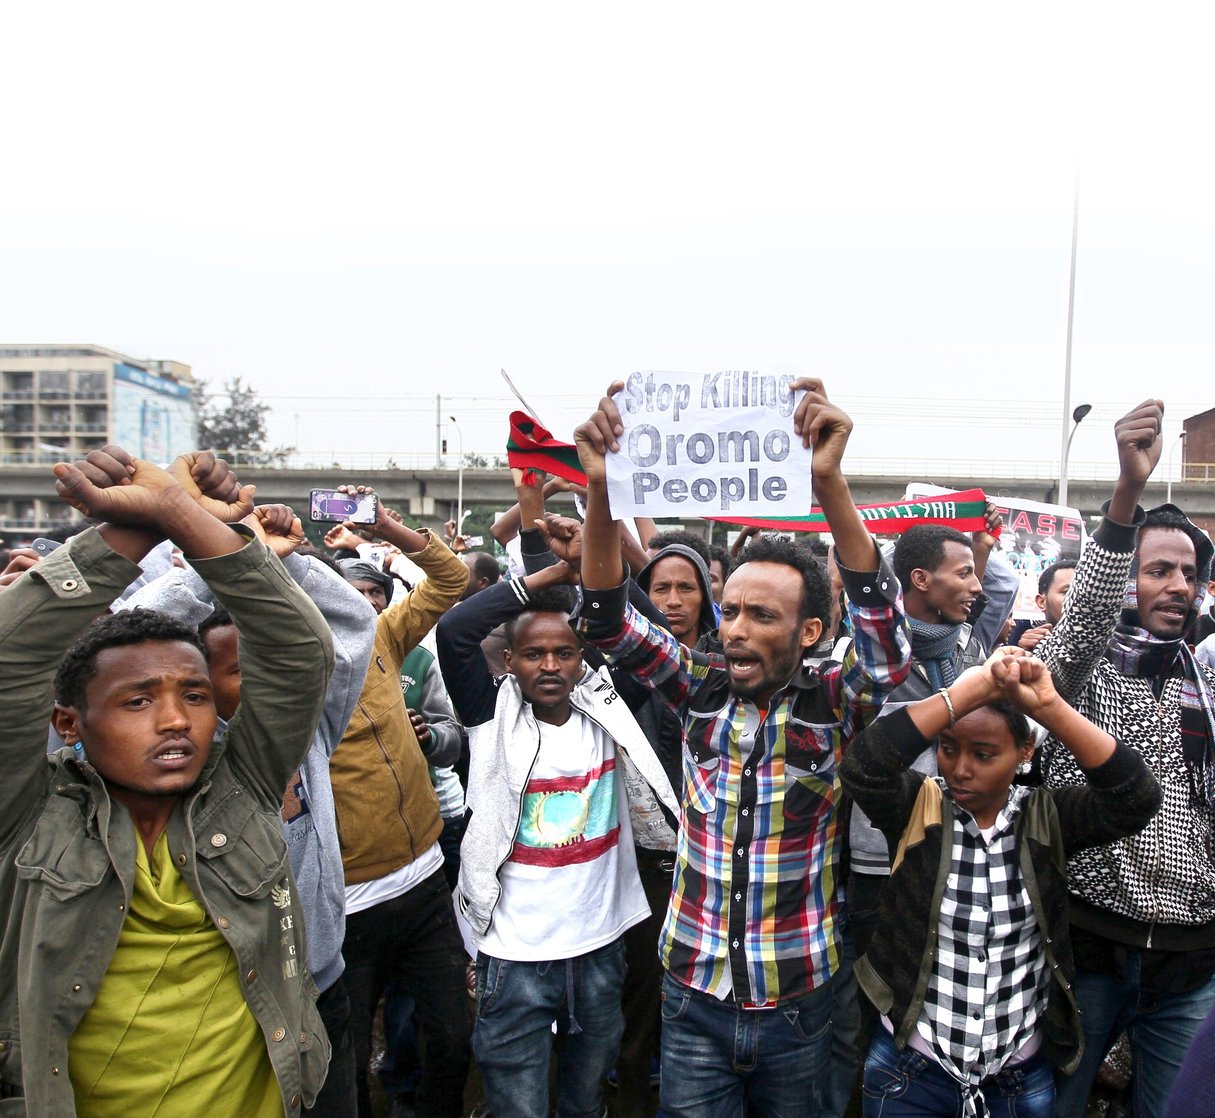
[1036,510,1215,949]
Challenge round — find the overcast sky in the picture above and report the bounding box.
[3,2,1212,481]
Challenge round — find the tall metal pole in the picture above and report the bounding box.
[435,395,444,467]
[450,415,464,535]
[1059,176,1081,508]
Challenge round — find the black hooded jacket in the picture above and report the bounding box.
[632,544,721,825]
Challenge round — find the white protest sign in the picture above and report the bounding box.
[604,371,812,519]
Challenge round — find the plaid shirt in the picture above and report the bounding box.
[919,783,1048,1116]
[580,558,909,1003]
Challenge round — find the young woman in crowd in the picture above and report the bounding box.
[839,648,1161,1117]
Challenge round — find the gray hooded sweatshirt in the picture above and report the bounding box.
[118,553,376,992]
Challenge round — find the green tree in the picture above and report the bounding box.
[462,452,510,469]
[457,505,498,544]
[196,377,292,466]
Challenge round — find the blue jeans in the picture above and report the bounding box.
[658,972,833,1118]
[862,1030,1054,1118]
[1055,957,1215,1118]
[472,938,627,1118]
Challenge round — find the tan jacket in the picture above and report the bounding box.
[330,532,468,884]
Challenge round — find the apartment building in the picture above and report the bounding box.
[0,345,197,538]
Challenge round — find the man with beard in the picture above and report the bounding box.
[574,378,911,1118]
[1035,400,1215,1118]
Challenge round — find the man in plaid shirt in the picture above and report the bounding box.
[575,378,911,1117]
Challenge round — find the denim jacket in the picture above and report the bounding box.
[0,528,335,1116]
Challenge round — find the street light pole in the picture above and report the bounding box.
[1058,175,1081,509]
[1167,431,1188,504]
[1059,403,1092,508]
[449,415,465,535]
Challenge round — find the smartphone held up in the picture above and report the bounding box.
[309,488,378,525]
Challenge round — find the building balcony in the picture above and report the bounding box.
[1182,461,1215,483]
[0,450,65,466]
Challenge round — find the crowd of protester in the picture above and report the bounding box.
[0,379,1212,1118]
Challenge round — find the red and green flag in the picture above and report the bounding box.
[506,412,585,487]
[711,489,991,534]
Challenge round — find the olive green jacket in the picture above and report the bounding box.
[0,528,335,1116]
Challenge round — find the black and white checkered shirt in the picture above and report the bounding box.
[915,782,1048,1116]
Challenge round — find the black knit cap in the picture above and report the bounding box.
[337,558,395,602]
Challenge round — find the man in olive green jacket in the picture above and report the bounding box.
[0,447,334,1117]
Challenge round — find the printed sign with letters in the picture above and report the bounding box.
[604,370,813,519]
